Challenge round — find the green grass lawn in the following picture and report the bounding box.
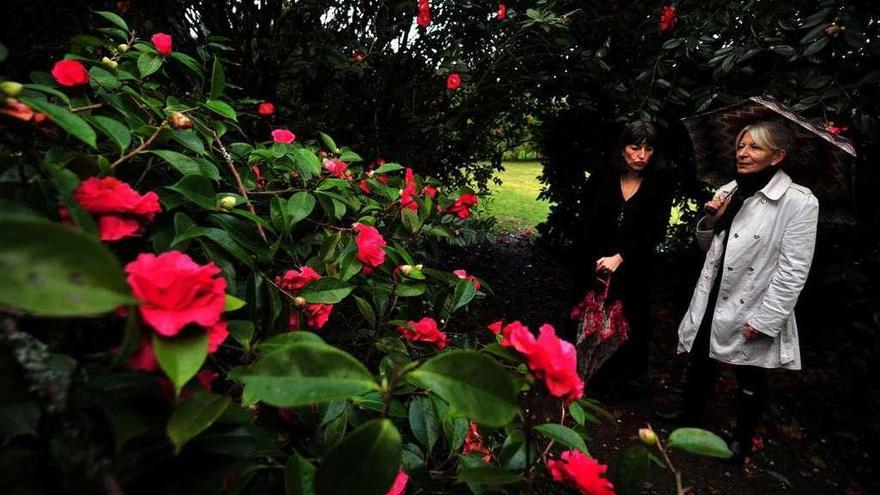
[484,161,552,232]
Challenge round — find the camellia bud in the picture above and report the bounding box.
[293,296,307,308]
[170,112,192,130]
[415,264,424,270]
[218,196,236,210]
[399,264,414,276]
[0,81,23,97]
[117,43,129,53]
[101,57,118,70]
[638,428,657,446]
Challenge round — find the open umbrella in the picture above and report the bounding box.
[682,95,857,224]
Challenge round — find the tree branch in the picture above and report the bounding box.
[110,120,169,169]
[211,130,267,242]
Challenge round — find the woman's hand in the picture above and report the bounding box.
[703,194,731,229]
[595,254,623,274]
[742,323,762,341]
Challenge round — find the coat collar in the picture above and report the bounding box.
[756,168,792,201]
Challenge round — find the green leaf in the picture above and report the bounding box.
[401,208,420,233]
[373,163,403,174]
[22,83,70,105]
[394,283,426,297]
[285,450,316,495]
[409,351,518,427]
[227,320,255,351]
[318,131,339,153]
[300,277,353,304]
[568,401,586,426]
[533,424,588,453]
[167,390,231,454]
[89,66,120,89]
[457,466,522,485]
[354,296,376,328]
[95,11,129,31]
[338,150,362,162]
[88,115,131,153]
[236,343,379,407]
[256,332,325,354]
[153,331,209,397]
[166,174,217,208]
[314,419,402,495]
[0,215,132,316]
[292,149,322,180]
[271,196,291,232]
[608,445,651,495]
[408,397,439,455]
[169,52,204,76]
[172,130,207,155]
[151,150,220,179]
[450,278,477,311]
[667,427,733,459]
[137,52,163,78]
[17,96,97,148]
[287,192,316,226]
[210,56,226,99]
[224,294,246,312]
[204,99,237,120]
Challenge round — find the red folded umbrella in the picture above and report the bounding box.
[571,276,630,381]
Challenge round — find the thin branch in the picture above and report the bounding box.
[249,187,299,195]
[211,130,267,242]
[648,423,687,495]
[110,120,169,169]
[70,103,104,113]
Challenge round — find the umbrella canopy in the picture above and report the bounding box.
[682,95,857,224]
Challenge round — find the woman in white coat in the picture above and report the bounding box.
[662,120,819,462]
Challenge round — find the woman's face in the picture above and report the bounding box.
[736,131,783,174]
[623,142,654,173]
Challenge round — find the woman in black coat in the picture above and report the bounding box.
[575,121,673,391]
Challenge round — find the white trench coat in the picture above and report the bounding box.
[677,169,819,370]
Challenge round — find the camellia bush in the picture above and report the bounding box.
[0,11,729,495]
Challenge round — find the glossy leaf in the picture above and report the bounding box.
[409,351,518,427]
[0,215,132,316]
[533,423,588,453]
[137,52,163,78]
[667,427,733,459]
[89,115,131,152]
[300,277,353,304]
[285,450,316,495]
[95,10,129,31]
[153,331,209,397]
[18,96,97,148]
[204,99,237,120]
[210,56,226,99]
[236,343,378,407]
[608,445,651,495]
[167,390,231,454]
[314,419,401,495]
[408,397,439,455]
[287,192,316,226]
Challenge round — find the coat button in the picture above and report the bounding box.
[740,298,745,304]
[754,234,760,239]
[749,267,754,272]
[727,266,733,271]
[761,199,767,204]
[733,233,739,238]
[722,296,728,300]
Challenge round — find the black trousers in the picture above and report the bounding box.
[682,313,767,444]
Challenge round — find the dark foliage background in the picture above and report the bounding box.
[2,0,879,488]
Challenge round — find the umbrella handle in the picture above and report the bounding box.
[594,274,612,300]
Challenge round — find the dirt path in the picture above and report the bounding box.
[443,232,873,494]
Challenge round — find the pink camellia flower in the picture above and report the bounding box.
[257,102,275,116]
[276,266,323,291]
[453,269,481,290]
[272,129,296,143]
[399,317,448,349]
[0,99,37,121]
[323,158,350,178]
[463,421,492,461]
[400,168,420,211]
[125,251,229,347]
[489,319,527,348]
[276,266,333,331]
[51,60,90,86]
[423,185,438,199]
[352,50,366,63]
[360,180,372,194]
[151,33,173,55]
[71,177,162,241]
[354,223,387,270]
[446,73,462,90]
[447,192,478,219]
[547,450,615,495]
[509,324,584,403]
[127,336,158,372]
[497,3,507,20]
[251,164,266,190]
[417,0,431,27]
[658,5,676,32]
[386,470,409,495]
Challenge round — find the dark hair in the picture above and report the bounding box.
[611,121,667,175]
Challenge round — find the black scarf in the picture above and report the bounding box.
[713,167,778,234]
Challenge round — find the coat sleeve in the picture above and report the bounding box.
[748,194,819,337]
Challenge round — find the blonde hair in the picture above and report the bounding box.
[735,121,794,157]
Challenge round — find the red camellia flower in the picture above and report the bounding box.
[276,267,334,331]
[323,158,350,178]
[825,121,848,135]
[510,324,584,402]
[463,421,492,461]
[151,33,173,55]
[352,50,366,62]
[51,60,90,86]
[417,0,431,27]
[386,470,409,495]
[548,450,615,495]
[257,102,275,116]
[423,185,438,199]
[360,180,372,194]
[272,129,296,143]
[489,319,527,348]
[72,177,162,241]
[447,192,478,219]
[453,269,481,290]
[446,73,462,90]
[497,3,507,20]
[400,168,420,211]
[354,223,387,270]
[0,99,37,121]
[125,251,227,338]
[658,5,677,33]
[251,164,266,190]
[128,336,159,372]
[399,317,448,349]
